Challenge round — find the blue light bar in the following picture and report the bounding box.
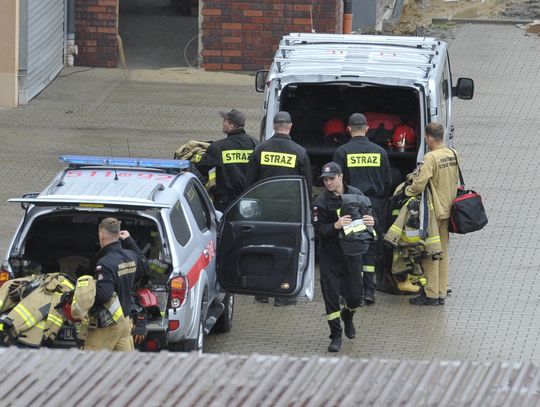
[59,155,191,170]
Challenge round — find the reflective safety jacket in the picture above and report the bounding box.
[71,275,96,322]
[196,129,259,202]
[0,275,41,313]
[246,133,312,197]
[333,136,392,199]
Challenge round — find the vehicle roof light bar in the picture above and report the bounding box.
[59,155,191,171]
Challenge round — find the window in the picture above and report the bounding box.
[170,200,191,246]
[229,179,302,223]
[184,182,211,232]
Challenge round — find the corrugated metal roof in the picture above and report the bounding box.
[0,348,539,406]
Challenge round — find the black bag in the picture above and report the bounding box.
[447,149,488,234]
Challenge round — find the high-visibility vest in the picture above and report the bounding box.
[71,275,96,322]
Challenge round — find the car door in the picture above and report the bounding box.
[216,176,314,300]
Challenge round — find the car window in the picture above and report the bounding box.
[184,182,211,232]
[229,179,302,223]
[170,200,191,246]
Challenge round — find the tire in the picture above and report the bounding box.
[180,305,205,352]
[213,294,234,333]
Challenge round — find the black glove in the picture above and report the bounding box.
[132,314,147,345]
[0,317,15,346]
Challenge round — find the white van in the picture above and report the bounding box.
[255,33,474,185]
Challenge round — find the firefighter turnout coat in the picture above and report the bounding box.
[405,145,460,219]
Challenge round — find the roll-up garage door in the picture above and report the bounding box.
[19,0,65,104]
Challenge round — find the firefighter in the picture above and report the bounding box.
[333,113,392,304]
[246,111,312,306]
[84,218,148,351]
[196,109,259,211]
[405,122,459,305]
[312,162,375,352]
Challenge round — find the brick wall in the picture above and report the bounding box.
[75,0,118,68]
[202,0,343,71]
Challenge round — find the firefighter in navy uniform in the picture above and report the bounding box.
[246,111,312,306]
[196,109,259,211]
[313,162,375,352]
[84,218,149,351]
[333,113,392,304]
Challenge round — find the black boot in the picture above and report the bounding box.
[340,309,356,339]
[409,293,439,306]
[328,337,342,352]
[364,290,375,305]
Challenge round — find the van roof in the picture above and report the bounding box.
[270,33,447,85]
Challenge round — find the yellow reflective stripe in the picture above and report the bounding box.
[363,265,375,272]
[392,209,400,216]
[14,304,37,328]
[47,313,64,328]
[401,235,421,244]
[327,311,341,321]
[336,208,341,217]
[405,230,419,237]
[35,321,46,330]
[61,280,75,290]
[208,168,216,181]
[389,225,402,234]
[260,151,297,168]
[112,306,123,322]
[343,223,367,236]
[425,236,441,245]
[221,149,253,164]
[0,323,3,331]
[0,300,3,309]
[346,153,381,167]
[192,152,204,163]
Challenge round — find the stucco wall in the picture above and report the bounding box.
[0,0,19,107]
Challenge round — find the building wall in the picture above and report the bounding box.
[0,0,19,107]
[75,0,118,67]
[201,0,343,71]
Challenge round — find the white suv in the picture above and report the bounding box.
[1,155,314,351]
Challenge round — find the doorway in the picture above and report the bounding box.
[118,0,200,69]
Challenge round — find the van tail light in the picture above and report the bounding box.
[169,276,188,308]
[0,263,10,287]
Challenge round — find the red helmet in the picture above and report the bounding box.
[323,118,349,144]
[391,125,416,151]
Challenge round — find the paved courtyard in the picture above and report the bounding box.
[0,24,539,360]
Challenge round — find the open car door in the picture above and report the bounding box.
[217,176,314,300]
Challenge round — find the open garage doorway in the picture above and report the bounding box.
[118,0,200,69]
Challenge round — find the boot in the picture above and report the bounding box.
[409,293,439,306]
[340,309,356,339]
[397,278,420,294]
[364,290,375,305]
[328,337,342,352]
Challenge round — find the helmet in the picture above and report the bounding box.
[391,125,416,152]
[323,118,348,144]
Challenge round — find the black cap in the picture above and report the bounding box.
[219,109,246,128]
[273,111,292,124]
[319,162,342,178]
[348,113,368,126]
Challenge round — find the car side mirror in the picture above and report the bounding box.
[453,77,474,100]
[255,70,269,93]
[238,199,261,219]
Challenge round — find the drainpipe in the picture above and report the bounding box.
[343,0,353,34]
[66,0,78,66]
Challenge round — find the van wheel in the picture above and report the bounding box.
[213,294,234,333]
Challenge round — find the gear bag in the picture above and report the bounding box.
[446,149,488,234]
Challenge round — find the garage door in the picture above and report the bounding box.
[19,0,65,104]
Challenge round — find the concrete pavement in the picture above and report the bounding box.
[0,23,539,360]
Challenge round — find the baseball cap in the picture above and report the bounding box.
[348,113,368,126]
[273,111,292,124]
[219,109,246,127]
[319,162,342,178]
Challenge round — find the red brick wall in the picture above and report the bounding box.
[202,0,343,71]
[75,0,118,68]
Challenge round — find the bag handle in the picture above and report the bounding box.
[449,147,465,187]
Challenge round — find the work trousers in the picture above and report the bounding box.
[422,218,450,299]
[366,197,387,294]
[320,254,364,339]
[84,315,134,352]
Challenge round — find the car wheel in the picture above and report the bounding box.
[213,294,234,333]
[180,304,205,353]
